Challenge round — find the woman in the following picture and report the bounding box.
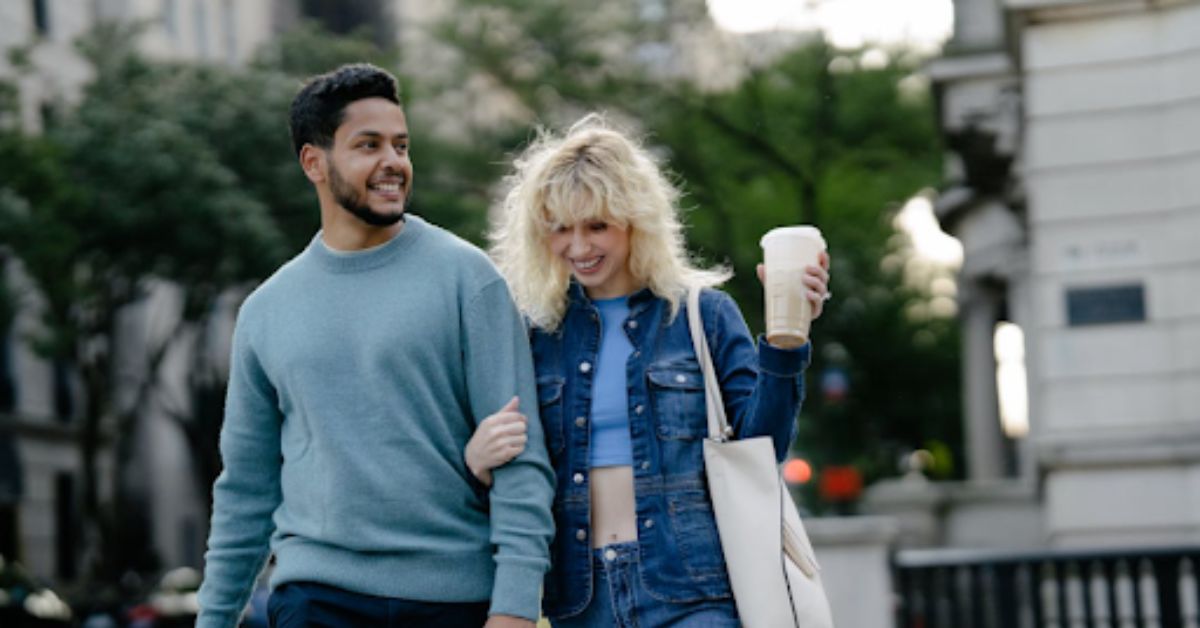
[466,115,830,626]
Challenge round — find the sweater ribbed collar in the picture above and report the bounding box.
[308,214,427,273]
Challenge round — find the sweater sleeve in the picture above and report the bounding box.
[706,290,812,462]
[463,279,556,621]
[196,313,283,628]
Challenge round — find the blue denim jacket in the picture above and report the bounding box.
[533,283,811,618]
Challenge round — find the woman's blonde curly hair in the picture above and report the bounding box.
[489,113,730,331]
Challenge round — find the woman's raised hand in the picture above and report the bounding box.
[756,250,832,320]
[465,396,528,487]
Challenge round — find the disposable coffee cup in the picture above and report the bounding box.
[760,226,826,349]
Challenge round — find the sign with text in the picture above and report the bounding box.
[1066,284,1145,327]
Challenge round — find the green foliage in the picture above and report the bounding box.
[432,0,648,114]
[0,126,83,358]
[252,20,396,79]
[435,0,963,509]
[641,46,962,507]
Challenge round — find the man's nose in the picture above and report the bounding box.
[381,145,406,169]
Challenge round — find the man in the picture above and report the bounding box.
[196,63,554,628]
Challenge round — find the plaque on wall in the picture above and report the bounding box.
[1066,284,1145,327]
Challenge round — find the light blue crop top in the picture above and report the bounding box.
[589,296,635,467]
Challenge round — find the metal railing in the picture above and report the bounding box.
[894,545,1200,628]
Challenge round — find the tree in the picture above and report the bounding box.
[0,25,290,580]
[644,46,961,507]
[432,1,962,509]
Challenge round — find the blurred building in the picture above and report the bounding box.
[861,1,1200,622]
[863,0,1200,617]
[0,0,287,133]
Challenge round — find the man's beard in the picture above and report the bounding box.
[329,162,407,227]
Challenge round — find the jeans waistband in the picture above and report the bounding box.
[592,541,639,569]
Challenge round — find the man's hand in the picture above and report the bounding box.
[483,615,536,628]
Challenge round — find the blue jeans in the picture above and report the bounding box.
[268,581,490,627]
[551,542,739,628]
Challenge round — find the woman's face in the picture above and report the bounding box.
[548,219,637,299]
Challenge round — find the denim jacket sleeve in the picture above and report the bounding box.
[703,289,812,462]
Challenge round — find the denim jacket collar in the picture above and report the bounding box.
[566,280,658,318]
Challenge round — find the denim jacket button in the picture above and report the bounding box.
[579,361,592,374]
[574,416,586,428]
[674,374,687,384]
[627,320,638,329]
[634,404,644,415]
[640,460,650,470]
[576,529,587,542]
[644,519,654,529]
[573,473,585,485]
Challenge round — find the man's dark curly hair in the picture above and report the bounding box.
[288,63,401,157]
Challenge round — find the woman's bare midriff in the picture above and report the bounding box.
[589,465,638,548]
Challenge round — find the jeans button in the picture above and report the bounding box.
[576,529,587,542]
[604,548,617,561]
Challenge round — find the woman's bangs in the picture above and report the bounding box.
[538,183,613,230]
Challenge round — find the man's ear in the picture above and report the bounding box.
[300,144,326,184]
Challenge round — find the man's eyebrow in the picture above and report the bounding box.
[351,130,409,140]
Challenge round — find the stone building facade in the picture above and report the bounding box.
[869,0,1200,551]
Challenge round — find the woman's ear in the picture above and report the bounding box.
[300,144,326,184]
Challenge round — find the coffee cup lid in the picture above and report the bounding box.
[760,226,826,250]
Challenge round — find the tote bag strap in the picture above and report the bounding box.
[687,287,732,442]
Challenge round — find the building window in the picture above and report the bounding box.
[31,0,51,36]
[52,359,72,422]
[38,101,58,132]
[54,472,76,580]
[221,0,237,64]
[994,322,1029,439]
[301,0,393,47]
[194,0,210,59]
[162,0,179,38]
[0,504,16,561]
[638,0,668,23]
[0,261,15,414]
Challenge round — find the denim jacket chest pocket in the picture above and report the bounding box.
[646,362,707,441]
[536,376,566,457]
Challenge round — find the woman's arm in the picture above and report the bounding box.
[465,396,528,487]
[708,253,830,461]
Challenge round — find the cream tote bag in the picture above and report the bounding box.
[687,287,835,628]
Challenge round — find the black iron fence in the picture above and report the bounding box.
[895,545,1200,628]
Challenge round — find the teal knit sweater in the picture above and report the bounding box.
[196,215,555,626]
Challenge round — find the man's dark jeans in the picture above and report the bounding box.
[268,581,490,627]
